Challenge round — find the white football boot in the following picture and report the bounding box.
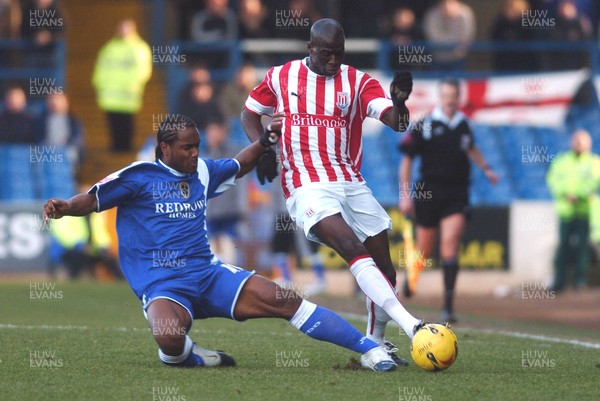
[360,345,397,372]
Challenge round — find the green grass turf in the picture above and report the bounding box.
[1,282,599,401]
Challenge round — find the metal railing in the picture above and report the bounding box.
[0,39,66,88]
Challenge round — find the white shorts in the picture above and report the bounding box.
[286,181,392,244]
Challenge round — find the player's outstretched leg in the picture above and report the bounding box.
[363,232,408,365]
[233,275,397,372]
[311,214,422,339]
[146,298,235,367]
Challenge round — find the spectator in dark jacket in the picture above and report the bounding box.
[190,0,237,41]
[20,0,64,67]
[490,0,539,72]
[38,92,84,168]
[177,66,224,131]
[545,0,592,70]
[0,85,38,144]
[238,0,272,39]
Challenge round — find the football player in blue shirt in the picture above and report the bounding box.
[43,114,402,371]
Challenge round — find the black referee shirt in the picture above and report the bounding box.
[399,107,474,186]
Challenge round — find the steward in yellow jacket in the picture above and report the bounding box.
[546,129,600,290]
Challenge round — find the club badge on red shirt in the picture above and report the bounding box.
[336,91,349,111]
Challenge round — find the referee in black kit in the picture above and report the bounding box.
[398,79,498,322]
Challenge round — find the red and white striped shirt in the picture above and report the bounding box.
[245,57,393,198]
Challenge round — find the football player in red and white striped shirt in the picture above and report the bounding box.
[242,18,424,366]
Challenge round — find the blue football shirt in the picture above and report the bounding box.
[89,158,240,298]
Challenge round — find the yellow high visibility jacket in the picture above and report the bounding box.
[546,150,600,219]
[50,213,112,252]
[92,34,152,113]
[589,195,600,242]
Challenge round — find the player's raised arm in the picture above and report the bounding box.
[43,193,98,223]
[234,115,283,179]
[382,71,413,132]
[241,107,265,142]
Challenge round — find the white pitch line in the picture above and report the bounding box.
[472,329,600,350]
[0,323,294,337]
[0,323,89,331]
[2,318,599,349]
[339,312,600,350]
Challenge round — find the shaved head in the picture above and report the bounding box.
[307,18,345,76]
[310,18,345,45]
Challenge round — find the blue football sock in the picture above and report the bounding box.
[289,300,378,354]
[159,336,203,367]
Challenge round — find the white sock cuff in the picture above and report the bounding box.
[349,256,374,277]
[289,299,318,329]
[158,335,193,364]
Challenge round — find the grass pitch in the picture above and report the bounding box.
[1,281,599,401]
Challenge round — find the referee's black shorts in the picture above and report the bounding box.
[413,181,469,228]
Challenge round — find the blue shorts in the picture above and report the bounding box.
[141,260,255,321]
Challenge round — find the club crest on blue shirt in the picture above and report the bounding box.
[179,182,190,199]
[336,91,349,110]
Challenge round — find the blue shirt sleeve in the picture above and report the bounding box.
[88,166,141,212]
[202,158,241,199]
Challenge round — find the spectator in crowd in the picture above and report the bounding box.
[545,0,592,70]
[379,0,437,22]
[277,0,322,39]
[238,0,272,39]
[172,0,204,39]
[0,0,21,39]
[0,0,21,67]
[387,7,421,45]
[177,66,224,131]
[20,0,64,67]
[37,92,84,170]
[190,0,237,41]
[219,63,257,120]
[386,7,423,71]
[546,129,600,292]
[205,120,248,265]
[423,0,475,71]
[288,0,321,23]
[0,84,38,144]
[490,0,540,72]
[20,0,63,44]
[92,19,152,152]
[340,0,382,38]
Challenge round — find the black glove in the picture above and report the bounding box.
[256,147,278,185]
[260,124,282,148]
[390,70,413,107]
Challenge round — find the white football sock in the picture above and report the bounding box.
[351,257,420,339]
[366,297,388,344]
[158,335,193,364]
[366,288,399,344]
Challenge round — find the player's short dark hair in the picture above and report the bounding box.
[155,114,197,160]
